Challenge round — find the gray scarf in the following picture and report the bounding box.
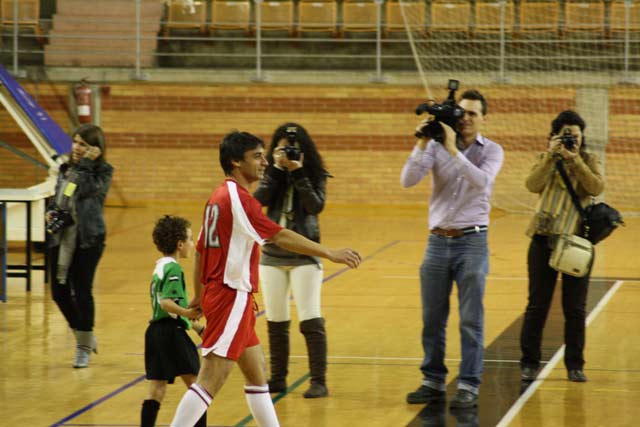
[55,173,78,285]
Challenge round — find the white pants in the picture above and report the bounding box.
[259,263,323,322]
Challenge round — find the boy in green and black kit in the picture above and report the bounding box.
[140,215,206,427]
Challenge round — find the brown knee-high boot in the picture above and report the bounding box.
[300,317,328,398]
[267,320,290,393]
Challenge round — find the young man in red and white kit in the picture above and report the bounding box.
[169,131,362,427]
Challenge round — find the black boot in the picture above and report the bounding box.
[300,317,329,398]
[267,320,290,393]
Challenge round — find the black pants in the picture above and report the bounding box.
[520,235,591,371]
[49,243,104,332]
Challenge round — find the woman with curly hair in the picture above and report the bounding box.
[254,122,332,398]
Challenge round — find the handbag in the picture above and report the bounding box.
[582,202,624,244]
[549,234,593,277]
[555,160,624,244]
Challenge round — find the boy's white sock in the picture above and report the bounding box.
[244,385,280,427]
[170,384,212,427]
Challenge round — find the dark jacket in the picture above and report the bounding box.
[254,166,327,259]
[49,158,114,249]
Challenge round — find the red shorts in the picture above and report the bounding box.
[201,283,259,361]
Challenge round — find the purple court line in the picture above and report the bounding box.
[49,377,145,427]
[255,239,400,317]
[49,240,401,427]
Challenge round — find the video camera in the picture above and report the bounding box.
[414,79,465,143]
[560,128,577,150]
[283,126,301,161]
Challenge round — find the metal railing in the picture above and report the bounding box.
[0,0,638,83]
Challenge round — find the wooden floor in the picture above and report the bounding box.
[1,203,639,427]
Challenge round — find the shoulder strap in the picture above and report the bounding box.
[555,159,588,223]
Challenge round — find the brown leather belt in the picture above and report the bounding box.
[431,225,488,238]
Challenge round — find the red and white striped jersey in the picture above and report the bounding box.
[196,179,282,292]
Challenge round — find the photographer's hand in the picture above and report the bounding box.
[274,148,288,169]
[549,135,578,161]
[415,118,432,150]
[558,145,578,161]
[440,121,458,157]
[84,145,101,161]
[286,153,304,171]
[274,148,304,171]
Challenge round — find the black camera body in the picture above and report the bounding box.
[415,79,465,143]
[283,126,301,161]
[46,207,74,235]
[560,128,577,150]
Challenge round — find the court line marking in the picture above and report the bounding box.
[49,376,146,427]
[495,279,624,427]
[295,355,529,364]
[383,275,640,283]
[49,240,401,427]
[122,354,522,366]
[122,355,536,364]
[382,275,528,281]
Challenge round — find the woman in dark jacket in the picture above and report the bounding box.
[254,123,331,398]
[47,124,113,368]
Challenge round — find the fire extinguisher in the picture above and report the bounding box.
[74,79,92,124]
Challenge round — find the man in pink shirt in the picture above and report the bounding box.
[402,90,504,409]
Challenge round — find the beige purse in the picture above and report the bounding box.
[549,234,593,277]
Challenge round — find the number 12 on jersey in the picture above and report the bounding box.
[203,204,221,248]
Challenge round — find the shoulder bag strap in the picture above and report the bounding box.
[555,160,589,236]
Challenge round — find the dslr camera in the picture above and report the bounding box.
[560,128,577,150]
[46,206,74,235]
[415,79,465,143]
[282,126,301,161]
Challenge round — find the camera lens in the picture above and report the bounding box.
[561,129,576,150]
[283,145,301,161]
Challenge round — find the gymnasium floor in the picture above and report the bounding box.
[1,203,639,426]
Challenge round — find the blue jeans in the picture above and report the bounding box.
[419,232,489,393]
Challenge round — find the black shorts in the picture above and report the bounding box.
[145,317,200,384]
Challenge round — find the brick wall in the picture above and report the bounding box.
[2,81,637,208]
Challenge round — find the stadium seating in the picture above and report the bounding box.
[609,0,640,34]
[210,0,252,33]
[298,0,338,35]
[518,0,560,34]
[342,0,380,34]
[259,0,294,34]
[564,1,605,34]
[385,0,426,34]
[163,0,207,36]
[429,0,471,34]
[474,0,515,34]
[0,0,42,40]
